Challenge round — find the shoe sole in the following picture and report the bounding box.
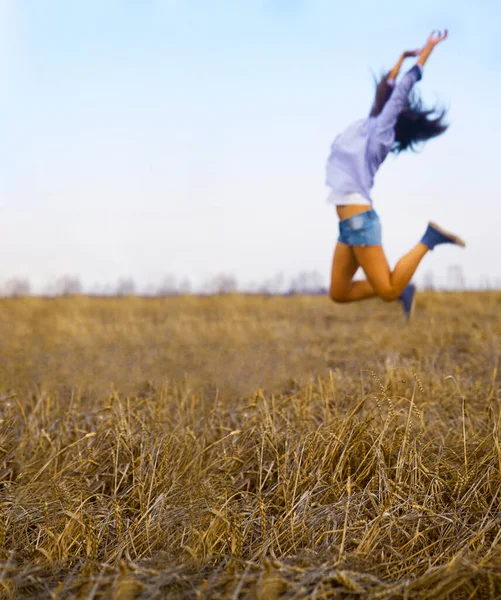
[428,221,466,248]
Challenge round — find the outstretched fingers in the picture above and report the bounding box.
[428,29,448,45]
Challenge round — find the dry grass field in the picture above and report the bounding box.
[0,292,500,599]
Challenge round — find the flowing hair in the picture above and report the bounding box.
[370,72,448,153]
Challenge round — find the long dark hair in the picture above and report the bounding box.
[370,72,448,153]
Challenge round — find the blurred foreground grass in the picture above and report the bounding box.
[0,293,500,599]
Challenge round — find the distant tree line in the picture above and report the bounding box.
[0,266,500,298]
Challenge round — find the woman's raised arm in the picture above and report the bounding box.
[417,30,448,68]
[375,30,448,134]
[388,49,421,82]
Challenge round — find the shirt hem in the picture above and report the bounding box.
[326,190,372,207]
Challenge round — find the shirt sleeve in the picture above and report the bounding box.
[375,65,423,133]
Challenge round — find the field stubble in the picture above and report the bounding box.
[0,293,500,599]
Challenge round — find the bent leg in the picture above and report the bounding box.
[353,242,428,302]
[329,242,378,303]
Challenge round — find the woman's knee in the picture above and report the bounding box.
[378,286,399,302]
[329,287,349,303]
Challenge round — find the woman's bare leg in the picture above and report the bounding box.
[329,242,378,303]
[330,221,464,305]
[352,242,428,302]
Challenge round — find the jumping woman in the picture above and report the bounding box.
[326,30,465,319]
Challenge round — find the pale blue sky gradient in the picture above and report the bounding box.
[0,1,499,291]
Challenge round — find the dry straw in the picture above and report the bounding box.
[0,293,499,598]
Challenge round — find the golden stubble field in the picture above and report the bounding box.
[0,292,500,599]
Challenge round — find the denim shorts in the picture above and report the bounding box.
[338,209,382,247]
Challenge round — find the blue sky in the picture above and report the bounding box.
[0,0,499,291]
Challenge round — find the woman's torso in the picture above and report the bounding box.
[336,203,373,221]
[326,117,395,209]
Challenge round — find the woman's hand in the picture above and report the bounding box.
[416,29,448,67]
[402,49,422,58]
[426,30,448,48]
